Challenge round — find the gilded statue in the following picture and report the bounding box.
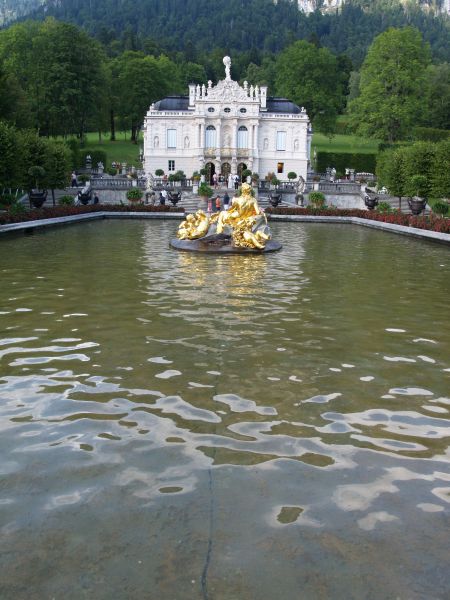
[177,183,272,250]
[177,210,210,240]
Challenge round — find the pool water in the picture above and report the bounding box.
[0,221,449,599]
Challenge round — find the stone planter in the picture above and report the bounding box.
[198,196,208,210]
[168,191,181,207]
[28,190,48,208]
[364,195,379,210]
[78,189,92,205]
[269,192,282,207]
[408,196,427,215]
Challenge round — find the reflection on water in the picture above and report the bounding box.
[0,221,449,599]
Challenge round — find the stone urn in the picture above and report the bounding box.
[198,196,208,210]
[269,192,282,207]
[168,191,181,207]
[407,196,427,215]
[78,189,92,205]
[28,190,48,209]
[364,194,379,210]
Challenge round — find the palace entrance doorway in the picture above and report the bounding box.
[237,162,247,181]
[205,162,215,185]
[221,162,231,182]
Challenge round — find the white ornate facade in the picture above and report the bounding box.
[143,57,312,183]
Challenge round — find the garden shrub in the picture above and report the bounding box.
[309,191,326,209]
[126,188,143,201]
[58,195,75,206]
[316,152,376,176]
[432,200,449,216]
[376,201,393,214]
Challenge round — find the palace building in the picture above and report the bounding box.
[142,56,312,184]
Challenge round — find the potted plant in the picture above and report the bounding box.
[406,175,429,215]
[155,169,164,180]
[198,182,213,209]
[170,170,186,186]
[28,166,48,208]
[287,171,297,187]
[126,188,143,204]
[242,168,252,183]
[308,191,326,209]
[270,176,280,190]
[200,167,207,183]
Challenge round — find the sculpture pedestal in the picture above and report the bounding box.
[170,238,282,254]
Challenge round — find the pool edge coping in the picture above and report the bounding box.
[0,211,449,245]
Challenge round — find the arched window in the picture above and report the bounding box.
[205,125,216,148]
[237,126,248,149]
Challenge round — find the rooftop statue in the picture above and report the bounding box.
[223,56,231,81]
[176,183,277,252]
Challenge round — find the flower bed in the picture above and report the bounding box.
[265,207,450,234]
[0,204,184,225]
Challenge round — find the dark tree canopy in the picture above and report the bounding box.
[349,27,431,142]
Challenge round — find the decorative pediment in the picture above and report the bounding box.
[205,79,251,103]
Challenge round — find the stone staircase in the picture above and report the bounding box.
[175,188,297,214]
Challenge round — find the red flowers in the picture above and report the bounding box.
[0,204,185,225]
[265,207,450,234]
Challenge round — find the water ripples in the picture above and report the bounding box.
[0,221,449,597]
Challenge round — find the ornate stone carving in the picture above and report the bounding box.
[206,79,250,102]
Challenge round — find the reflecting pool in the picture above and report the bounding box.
[0,221,449,599]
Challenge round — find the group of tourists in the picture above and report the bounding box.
[212,173,240,190]
[207,192,230,213]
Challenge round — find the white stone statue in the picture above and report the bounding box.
[223,56,231,81]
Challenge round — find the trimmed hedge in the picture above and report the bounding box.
[0,204,184,225]
[316,152,377,176]
[413,127,450,143]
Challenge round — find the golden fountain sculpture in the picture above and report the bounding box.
[176,183,278,252]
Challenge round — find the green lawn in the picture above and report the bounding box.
[312,133,380,154]
[74,131,143,167]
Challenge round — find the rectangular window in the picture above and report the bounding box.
[168,160,175,172]
[276,131,286,151]
[167,129,177,148]
[277,162,284,174]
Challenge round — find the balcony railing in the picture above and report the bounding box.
[202,147,250,158]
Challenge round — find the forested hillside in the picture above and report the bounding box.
[22,0,449,66]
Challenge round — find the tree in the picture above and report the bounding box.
[376,147,408,207]
[0,120,22,188]
[0,64,31,127]
[377,140,450,204]
[112,52,180,142]
[349,27,431,142]
[43,141,71,205]
[430,140,450,199]
[274,41,346,134]
[0,19,108,138]
[423,62,450,130]
[179,62,207,90]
